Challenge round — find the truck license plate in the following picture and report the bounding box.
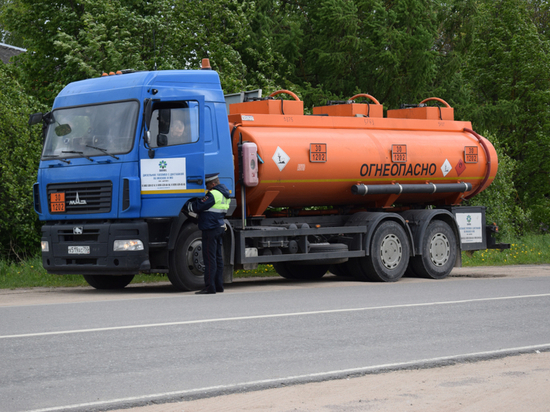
[68,246,90,255]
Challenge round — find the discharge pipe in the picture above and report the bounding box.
[352,182,472,196]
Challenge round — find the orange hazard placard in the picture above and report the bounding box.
[392,144,407,163]
[464,146,478,163]
[50,192,65,213]
[310,143,327,162]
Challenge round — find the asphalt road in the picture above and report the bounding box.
[1,266,549,412]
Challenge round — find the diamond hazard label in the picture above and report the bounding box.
[455,158,466,176]
[441,159,452,177]
[272,146,290,171]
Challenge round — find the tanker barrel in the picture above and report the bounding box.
[351,183,472,196]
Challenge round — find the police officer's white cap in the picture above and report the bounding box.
[205,173,219,182]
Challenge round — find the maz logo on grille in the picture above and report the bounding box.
[69,192,87,205]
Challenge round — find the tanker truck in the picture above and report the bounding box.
[30,59,507,290]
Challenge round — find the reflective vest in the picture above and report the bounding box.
[206,189,230,214]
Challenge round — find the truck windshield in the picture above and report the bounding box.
[42,101,139,160]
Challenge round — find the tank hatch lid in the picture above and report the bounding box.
[229,99,304,115]
[312,94,383,118]
[387,97,454,121]
[227,89,304,116]
[312,103,383,118]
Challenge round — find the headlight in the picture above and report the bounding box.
[41,241,49,253]
[113,240,144,251]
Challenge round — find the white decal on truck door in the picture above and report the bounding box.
[140,158,186,192]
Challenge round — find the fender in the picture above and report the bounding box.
[168,212,190,251]
[399,209,459,256]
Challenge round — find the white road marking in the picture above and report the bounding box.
[2,293,549,340]
[23,343,550,412]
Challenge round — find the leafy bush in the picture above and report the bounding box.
[464,132,526,240]
[0,64,46,260]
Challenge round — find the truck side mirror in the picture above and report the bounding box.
[29,113,43,126]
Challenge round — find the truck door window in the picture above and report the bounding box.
[148,101,199,148]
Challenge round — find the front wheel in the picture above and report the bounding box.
[168,224,205,291]
[83,275,134,289]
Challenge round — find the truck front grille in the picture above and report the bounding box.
[47,181,112,214]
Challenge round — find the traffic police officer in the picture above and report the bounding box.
[188,173,231,294]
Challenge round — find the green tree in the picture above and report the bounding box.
[465,132,526,240]
[265,0,441,108]
[0,0,168,103]
[464,0,550,229]
[0,63,46,259]
[0,0,252,103]
[171,0,249,93]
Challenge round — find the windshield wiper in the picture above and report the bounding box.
[85,145,119,160]
[42,155,71,164]
[62,150,94,162]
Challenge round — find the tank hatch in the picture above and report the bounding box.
[228,89,304,115]
[387,97,454,121]
[312,94,383,118]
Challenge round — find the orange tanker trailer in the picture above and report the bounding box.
[222,90,505,284]
[229,93,496,215]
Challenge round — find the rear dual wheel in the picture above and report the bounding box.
[410,220,456,279]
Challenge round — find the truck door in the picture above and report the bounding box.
[139,98,206,217]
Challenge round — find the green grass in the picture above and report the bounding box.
[2,235,550,289]
[0,256,278,289]
[461,234,550,266]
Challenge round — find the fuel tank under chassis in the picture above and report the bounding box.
[232,115,497,216]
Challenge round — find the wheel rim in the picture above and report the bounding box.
[429,233,450,266]
[186,239,205,277]
[379,234,402,269]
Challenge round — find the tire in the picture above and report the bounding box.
[273,262,296,279]
[360,220,410,282]
[329,263,354,277]
[274,262,329,280]
[345,258,370,281]
[410,220,457,279]
[168,224,205,291]
[83,275,134,289]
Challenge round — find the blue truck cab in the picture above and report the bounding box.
[33,68,235,289]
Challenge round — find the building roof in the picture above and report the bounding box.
[0,42,26,64]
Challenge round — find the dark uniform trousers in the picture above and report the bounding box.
[202,226,225,292]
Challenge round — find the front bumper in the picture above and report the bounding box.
[41,221,150,275]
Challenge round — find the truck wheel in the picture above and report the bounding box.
[360,220,410,282]
[274,262,328,280]
[273,262,296,279]
[168,224,205,291]
[83,275,134,289]
[329,263,353,277]
[410,220,456,279]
